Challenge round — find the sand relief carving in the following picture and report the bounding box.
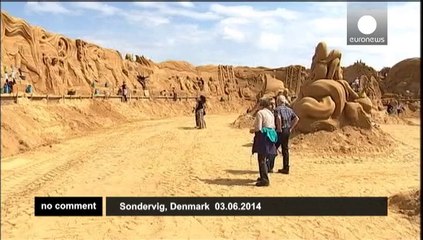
[207,77,218,94]
[292,42,373,133]
[184,76,194,92]
[283,66,307,96]
[218,65,236,96]
[1,13,40,69]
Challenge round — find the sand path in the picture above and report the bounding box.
[1,115,420,239]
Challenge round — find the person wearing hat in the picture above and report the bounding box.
[250,97,278,186]
[274,95,299,174]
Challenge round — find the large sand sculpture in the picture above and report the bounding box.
[1,11,310,99]
[0,12,253,99]
[1,11,156,95]
[2,10,418,120]
[291,42,373,133]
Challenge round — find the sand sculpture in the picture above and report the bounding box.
[258,74,287,99]
[0,11,303,99]
[340,61,385,109]
[361,75,383,109]
[0,11,153,95]
[281,65,307,95]
[218,65,239,98]
[291,42,373,133]
[2,11,409,110]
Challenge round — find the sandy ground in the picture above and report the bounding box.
[1,114,420,239]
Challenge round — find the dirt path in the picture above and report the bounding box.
[1,115,420,239]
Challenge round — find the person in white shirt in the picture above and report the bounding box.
[250,98,277,187]
[352,78,360,92]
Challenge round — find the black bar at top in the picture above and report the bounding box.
[106,197,388,216]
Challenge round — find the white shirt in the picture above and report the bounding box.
[254,108,275,132]
[354,79,359,85]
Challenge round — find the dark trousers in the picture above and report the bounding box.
[267,154,276,171]
[195,113,199,127]
[275,128,290,169]
[258,154,269,183]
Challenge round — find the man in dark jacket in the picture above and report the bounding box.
[274,95,299,174]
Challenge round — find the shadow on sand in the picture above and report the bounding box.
[242,143,253,147]
[178,126,197,130]
[200,178,256,187]
[225,169,257,175]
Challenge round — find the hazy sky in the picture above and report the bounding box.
[1,2,420,70]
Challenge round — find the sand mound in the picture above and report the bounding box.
[384,58,421,97]
[372,110,420,125]
[291,126,395,156]
[389,189,420,220]
[232,112,397,156]
[158,61,198,73]
[342,61,379,84]
[232,113,255,129]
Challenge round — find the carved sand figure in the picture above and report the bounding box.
[1,12,41,69]
[291,42,373,133]
[8,45,40,80]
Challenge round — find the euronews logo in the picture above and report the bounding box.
[347,3,387,45]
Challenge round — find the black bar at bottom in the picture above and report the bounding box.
[35,197,102,216]
[106,197,387,216]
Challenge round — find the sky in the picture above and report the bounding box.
[1,1,420,70]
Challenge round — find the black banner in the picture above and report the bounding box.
[34,197,103,216]
[106,197,387,216]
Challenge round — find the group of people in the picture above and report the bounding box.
[250,93,299,187]
[2,67,19,94]
[3,78,16,94]
[387,102,405,116]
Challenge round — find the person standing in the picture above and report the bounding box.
[11,67,16,82]
[274,95,299,174]
[122,81,128,102]
[266,97,278,172]
[193,95,207,129]
[250,98,277,186]
[397,103,405,116]
[352,77,360,92]
[172,87,178,101]
[3,80,10,93]
[7,78,16,93]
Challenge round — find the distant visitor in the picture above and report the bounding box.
[193,95,207,129]
[121,81,128,102]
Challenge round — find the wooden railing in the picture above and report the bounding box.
[0,93,200,104]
